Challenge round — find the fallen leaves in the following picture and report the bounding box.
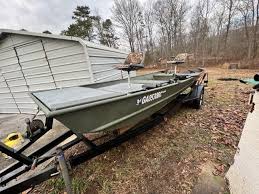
[213,164,226,176]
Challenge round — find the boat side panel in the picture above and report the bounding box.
[55,78,194,133]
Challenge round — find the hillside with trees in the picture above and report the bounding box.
[62,1,259,68]
[111,0,259,67]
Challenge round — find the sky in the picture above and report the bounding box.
[0,0,118,34]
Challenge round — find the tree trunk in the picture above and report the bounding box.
[224,0,233,50]
[252,0,259,59]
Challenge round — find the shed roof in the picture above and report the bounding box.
[0,29,128,54]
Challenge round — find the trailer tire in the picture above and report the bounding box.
[193,89,204,109]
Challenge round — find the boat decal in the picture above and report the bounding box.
[136,90,166,105]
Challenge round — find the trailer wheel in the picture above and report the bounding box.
[193,89,204,109]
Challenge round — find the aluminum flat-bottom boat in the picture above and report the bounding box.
[30,68,205,134]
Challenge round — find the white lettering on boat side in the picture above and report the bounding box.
[136,90,166,105]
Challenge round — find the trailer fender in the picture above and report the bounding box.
[192,85,204,109]
[194,85,204,99]
[183,85,204,109]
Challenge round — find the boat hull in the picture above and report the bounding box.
[54,78,194,134]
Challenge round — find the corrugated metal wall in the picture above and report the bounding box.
[0,33,130,114]
[0,34,91,114]
[85,41,129,82]
[0,35,30,114]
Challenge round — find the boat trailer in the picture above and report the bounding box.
[0,71,208,194]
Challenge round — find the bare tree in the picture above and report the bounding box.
[176,1,188,51]
[112,0,142,52]
[135,11,145,51]
[190,0,211,64]
[222,0,238,49]
[144,1,155,53]
[153,0,188,58]
[212,1,226,60]
[110,0,259,67]
[253,0,259,58]
[238,0,259,59]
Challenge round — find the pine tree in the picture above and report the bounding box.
[63,6,97,41]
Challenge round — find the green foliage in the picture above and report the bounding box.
[63,5,96,41]
[97,19,119,48]
[72,6,91,21]
[63,5,119,47]
[47,177,88,194]
[48,178,64,194]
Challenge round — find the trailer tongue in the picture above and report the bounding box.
[0,67,208,194]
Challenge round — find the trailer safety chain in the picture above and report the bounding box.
[32,107,40,121]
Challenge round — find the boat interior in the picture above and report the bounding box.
[32,72,183,111]
[32,52,203,112]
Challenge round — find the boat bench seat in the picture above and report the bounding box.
[33,87,125,111]
[132,79,170,88]
[153,74,175,80]
[99,83,144,93]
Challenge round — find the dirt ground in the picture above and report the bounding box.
[0,67,256,194]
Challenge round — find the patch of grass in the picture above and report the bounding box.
[100,179,113,194]
[72,177,88,193]
[48,178,64,194]
[46,175,93,194]
[207,79,218,87]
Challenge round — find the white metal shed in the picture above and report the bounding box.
[0,29,131,114]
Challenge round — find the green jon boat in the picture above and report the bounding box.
[30,66,205,134]
[0,51,209,194]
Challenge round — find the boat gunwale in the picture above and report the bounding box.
[29,71,161,116]
[30,78,192,117]
[29,70,204,118]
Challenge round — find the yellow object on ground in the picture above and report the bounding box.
[1,132,25,158]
